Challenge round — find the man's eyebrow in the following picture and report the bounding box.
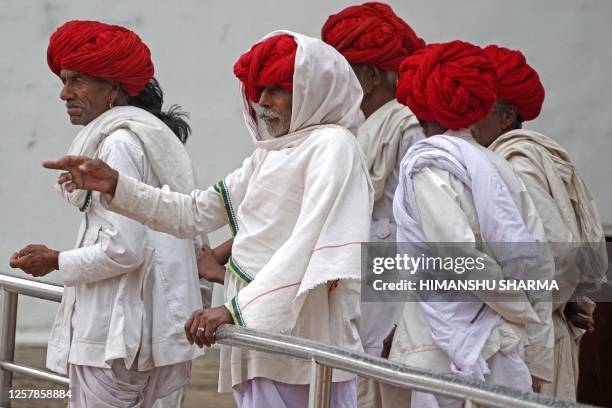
[62,72,82,80]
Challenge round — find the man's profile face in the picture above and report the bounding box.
[254,86,292,138]
[59,69,114,126]
[350,64,375,98]
[471,110,504,147]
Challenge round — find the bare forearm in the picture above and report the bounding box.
[212,239,233,265]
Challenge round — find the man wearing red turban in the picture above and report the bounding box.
[472,45,608,401]
[385,40,556,406]
[43,31,373,407]
[10,20,206,407]
[322,4,425,406]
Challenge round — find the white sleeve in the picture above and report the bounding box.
[106,152,260,239]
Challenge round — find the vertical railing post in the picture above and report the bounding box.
[0,290,18,408]
[308,359,332,408]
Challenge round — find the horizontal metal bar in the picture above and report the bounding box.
[0,275,62,302]
[0,362,69,386]
[0,275,209,303]
[215,325,590,408]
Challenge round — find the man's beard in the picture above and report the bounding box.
[251,104,291,139]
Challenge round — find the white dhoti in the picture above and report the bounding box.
[69,360,191,408]
[152,387,186,408]
[233,378,356,408]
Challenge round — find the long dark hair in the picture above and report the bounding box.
[127,78,191,144]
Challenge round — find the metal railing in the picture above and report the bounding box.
[0,273,593,408]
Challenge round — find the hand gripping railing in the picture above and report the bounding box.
[0,273,594,408]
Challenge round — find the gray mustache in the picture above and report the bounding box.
[66,101,86,109]
[259,109,281,120]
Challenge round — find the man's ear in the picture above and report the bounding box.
[109,81,127,106]
[501,105,519,130]
[369,64,384,86]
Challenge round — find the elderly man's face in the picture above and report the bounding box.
[59,69,115,126]
[471,103,520,147]
[255,86,292,138]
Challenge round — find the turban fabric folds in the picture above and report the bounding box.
[47,20,154,96]
[396,40,497,130]
[233,35,297,102]
[321,2,425,71]
[484,45,545,121]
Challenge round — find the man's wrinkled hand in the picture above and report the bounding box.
[184,306,234,348]
[9,244,59,277]
[197,245,226,284]
[564,299,596,332]
[43,155,119,196]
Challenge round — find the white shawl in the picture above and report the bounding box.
[490,129,608,287]
[393,131,540,379]
[60,106,196,210]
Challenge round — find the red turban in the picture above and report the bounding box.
[396,40,497,130]
[484,45,545,121]
[47,20,154,96]
[233,35,297,102]
[321,2,425,71]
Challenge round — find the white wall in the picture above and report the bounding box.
[1,0,610,344]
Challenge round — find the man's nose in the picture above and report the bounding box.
[258,88,272,107]
[59,83,72,101]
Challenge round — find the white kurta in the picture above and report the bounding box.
[358,100,423,357]
[101,31,373,396]
[47,128,203,377]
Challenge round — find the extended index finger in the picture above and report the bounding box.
[42,156,87,171]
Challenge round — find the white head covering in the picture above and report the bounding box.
[238,30,364,150]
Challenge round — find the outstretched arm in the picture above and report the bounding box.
[44,155,256,239]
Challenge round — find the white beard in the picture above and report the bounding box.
[249,101,290,140]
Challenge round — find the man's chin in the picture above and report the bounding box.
[68,116,82,125]
[67,114,87,126]
[264,124,290,138]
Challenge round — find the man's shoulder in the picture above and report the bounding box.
[308,125,357,150]
[100,129,143,153]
